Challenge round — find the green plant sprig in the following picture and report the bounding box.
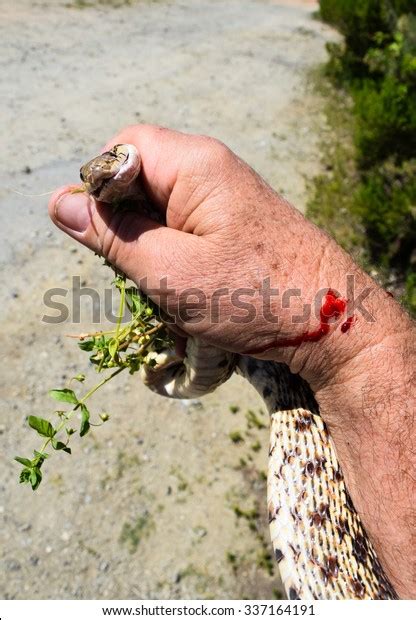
[15,274,173,490]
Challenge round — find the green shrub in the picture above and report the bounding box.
[353,159,416,266]
[314,1,416,315]
[354,16,416,167]
[320,2,413,58]
[319,1,413,79]
[353,77,416,167]
[320,1,393,66]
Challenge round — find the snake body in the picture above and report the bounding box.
[80,144,398,600]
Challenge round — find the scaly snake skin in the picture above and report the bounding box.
[80,144,398,600]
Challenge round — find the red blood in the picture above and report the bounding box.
[246,289,348,354]
[341,315,356,333]
[320,289,347,324]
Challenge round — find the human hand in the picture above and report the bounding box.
[49,125,402,389]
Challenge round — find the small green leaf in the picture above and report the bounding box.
[99,413,110,422]
[97,335,106,349]
[28,416,55,438]
[78,340,95,351]
[19,468,31,484]
[73,373,86,383]
[30,467,42,490]
[51,439,71,454]
[66,427,76,436]
[80,404,90,437]
[108,338,118,359]
[49,388,78,405]
[126,289,146,315]
[14,456,32,467]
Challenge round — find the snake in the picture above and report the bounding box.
[80,143,399,600]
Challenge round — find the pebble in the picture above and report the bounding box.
[192,526,208,540]
[6,559,21,571]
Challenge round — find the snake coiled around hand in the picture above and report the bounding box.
[80,144,398,600]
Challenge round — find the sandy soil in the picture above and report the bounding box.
[0,0,336,600]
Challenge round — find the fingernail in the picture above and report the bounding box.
[54,192,92,233]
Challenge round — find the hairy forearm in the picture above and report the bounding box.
[316,308,415,598]
[253,223,416,597]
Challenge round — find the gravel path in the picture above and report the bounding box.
[0,0,336,600]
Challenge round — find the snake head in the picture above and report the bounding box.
[79,143,141,203]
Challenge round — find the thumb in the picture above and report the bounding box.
[48,186,198,300]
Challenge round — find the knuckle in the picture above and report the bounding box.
[196,135,233,163]
[185,136,237,188]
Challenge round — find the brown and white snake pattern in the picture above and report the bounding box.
[80,144,398,600]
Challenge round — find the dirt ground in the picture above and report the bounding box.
[0,0,336,600]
